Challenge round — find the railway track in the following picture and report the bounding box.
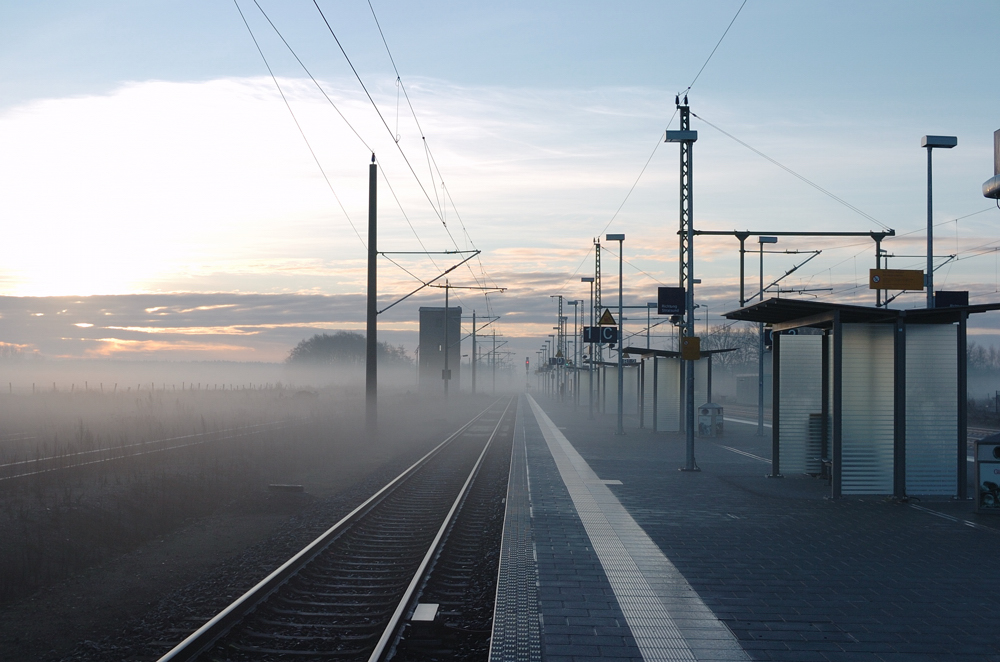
[158,396,516,662]
[0,419,300,482]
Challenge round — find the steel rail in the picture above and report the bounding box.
[157,397,506,662]
[0,419,300,482]
[368,395,514,662]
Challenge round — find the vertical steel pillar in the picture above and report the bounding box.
[443,282,450,397]
[821,331,830,476]
[588,280,595,419]
[616,238,625,435]
[832,311,843,499]
[958,310,968,499]
[875,234,883,308]
[676,103,698,471]
[472,310,477,395]
[769,331,782,477]
[737,232,750,307]
[757,242,765,437]
[893,312,907,497]
[594,239,602,364]
[366,155,378,436]
[926,147,934,308]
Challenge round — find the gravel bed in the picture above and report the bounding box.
[61,447,441,662]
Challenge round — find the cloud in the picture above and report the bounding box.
[1,76,1000,363]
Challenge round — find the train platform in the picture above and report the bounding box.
[491,393,1000,662]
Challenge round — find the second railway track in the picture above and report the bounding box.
[159,396,517,662]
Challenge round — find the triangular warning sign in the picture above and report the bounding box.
[556,350,563,358]
[598,308,617,326]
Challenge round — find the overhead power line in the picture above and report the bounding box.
[233,0,365,247]
[311,0,460,249]
[692,112,892,232]
[681,0,749,95]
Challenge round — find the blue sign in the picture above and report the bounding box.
[658,287,685,315]
[583,326,618,344]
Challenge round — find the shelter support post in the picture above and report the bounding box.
[707,354,713,403]
[652,357,659,431]
[832,312,843,499]
[821,331,830,478]
[770,331,782,477]
[894,314,907,498]
[958,311,968,499]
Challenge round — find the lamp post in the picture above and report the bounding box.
[569,300,580,407]
[758,236,777,437]
[921,135,957,308]
[582,277,595,419]
[548,334,555,396]
[607,233,625,435]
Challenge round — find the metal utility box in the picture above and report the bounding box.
[976,438,1000,514]
[698,403,723,437]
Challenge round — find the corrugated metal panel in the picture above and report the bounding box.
[778,335,823,474]
[906,324,957,495]
[655,357,680,432]
[841,324,895,494]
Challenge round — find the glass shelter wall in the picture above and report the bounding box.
[778,335,823,474]
[654,357,680,432]
[841,323,895,495]
[906,324,958,495]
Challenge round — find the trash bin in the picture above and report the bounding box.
[698,403,723,437]
[976,437,1000,514]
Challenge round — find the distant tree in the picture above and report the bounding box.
[286,331,411,366]
[968,341,1000,371]
[701,324,759,369]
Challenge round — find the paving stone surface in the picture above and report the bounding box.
[520,398,645,661]
[530,396,1000,662]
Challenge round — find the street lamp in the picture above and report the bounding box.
[758,236,777,437]
[582,277,595,419]
[921,135,957,308]
[606,233,625,435]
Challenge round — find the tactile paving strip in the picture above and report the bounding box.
[489,401,542,662]
[526,395,749,662]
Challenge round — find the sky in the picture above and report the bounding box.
[0,0,998,366]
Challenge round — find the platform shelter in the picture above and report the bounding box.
[619,347,736,432]
[725,298,1000,498]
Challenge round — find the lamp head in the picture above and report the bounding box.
[921,135,957,149]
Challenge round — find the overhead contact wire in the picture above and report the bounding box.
[312,0,453,237]
[234,0,365,247]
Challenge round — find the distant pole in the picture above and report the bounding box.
[492,330,497,394]
[472,310,477,395]
[366,154,377,436]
